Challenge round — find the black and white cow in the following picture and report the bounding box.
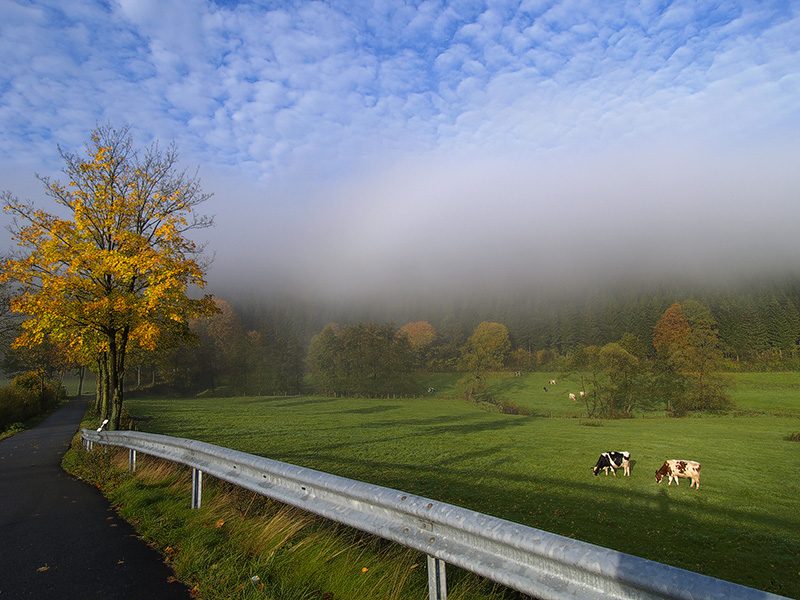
[592,451,631,477]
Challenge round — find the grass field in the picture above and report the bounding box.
[124,372,800,598]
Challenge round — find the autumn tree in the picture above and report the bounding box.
[652,302,690,358]
[1,124,216,429]
[398,321,437,351]
[0,275,19,353]
[398,320,437,369]
[652,300,732,415]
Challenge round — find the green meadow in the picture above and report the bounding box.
[125,372,800,598]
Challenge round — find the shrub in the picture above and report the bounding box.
[0,386,39,431]
[11,372,63,410]
[0,373,64,431]
[785,432,800,442]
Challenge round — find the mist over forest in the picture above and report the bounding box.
[223,269,800,354]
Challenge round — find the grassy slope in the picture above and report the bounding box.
[125,372,800,598]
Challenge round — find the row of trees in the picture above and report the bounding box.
[461,288,800,369]
[307,322,417,397]
[303,300,734,416]
[156,299,304,397]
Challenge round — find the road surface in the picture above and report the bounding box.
[0,397,193,599]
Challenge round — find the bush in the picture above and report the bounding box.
[12,372,63,409]
[785,432,800,442]
[0,386,39,431]
[0,373,64,431]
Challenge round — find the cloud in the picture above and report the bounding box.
[1,0,799,300]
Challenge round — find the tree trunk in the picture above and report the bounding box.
[38,372,46,412]
[77,365,85,396]
[94,359,102,414]
[110,386,123,431]
[57,369,66,402]
[107,335,120,430]
[100,353,111,421]
[108,327,128,430]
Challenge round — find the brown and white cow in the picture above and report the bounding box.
[655,460,701,489]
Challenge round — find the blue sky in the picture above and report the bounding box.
[1,0,799,298]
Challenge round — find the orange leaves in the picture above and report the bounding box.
[653,303,691,357]
[398,321,437,351]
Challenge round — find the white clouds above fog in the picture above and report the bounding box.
[1,0,799,298]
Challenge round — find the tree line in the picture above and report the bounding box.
[299,299,736,417]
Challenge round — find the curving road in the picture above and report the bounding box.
[0,397,192,599]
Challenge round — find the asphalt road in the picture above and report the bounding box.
[0,397,193,599]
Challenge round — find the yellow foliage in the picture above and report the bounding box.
[1,124,217,370]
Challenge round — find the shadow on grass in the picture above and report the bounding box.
[340,404,402,415]
[248,396,342,409]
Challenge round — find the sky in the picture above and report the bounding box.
[1,0,799,301]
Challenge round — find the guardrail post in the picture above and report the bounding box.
[128,448,137,472]
[191,468,203,509]
[427,556,447,600]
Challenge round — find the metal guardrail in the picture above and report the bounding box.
[81,428,787,600]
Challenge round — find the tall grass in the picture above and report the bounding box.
[63,435,519,600]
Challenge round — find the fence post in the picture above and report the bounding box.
[191,468,203,509]
[128,448,137,472]
[427,555,447,600]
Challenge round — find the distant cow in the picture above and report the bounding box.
[655,460,701,489]
[549,379,557,385]
[427,387,436,393]
[579,391,586,397]
[569,393,577,401]
[592,451,631,477]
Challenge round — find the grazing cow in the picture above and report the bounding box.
[549,379,557,385]
[427,387,436,393]
[543,386,548,392]
[569,393,577,401]
[655,460,701,489]
[592,451,631,477]
[579,391,586,397]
